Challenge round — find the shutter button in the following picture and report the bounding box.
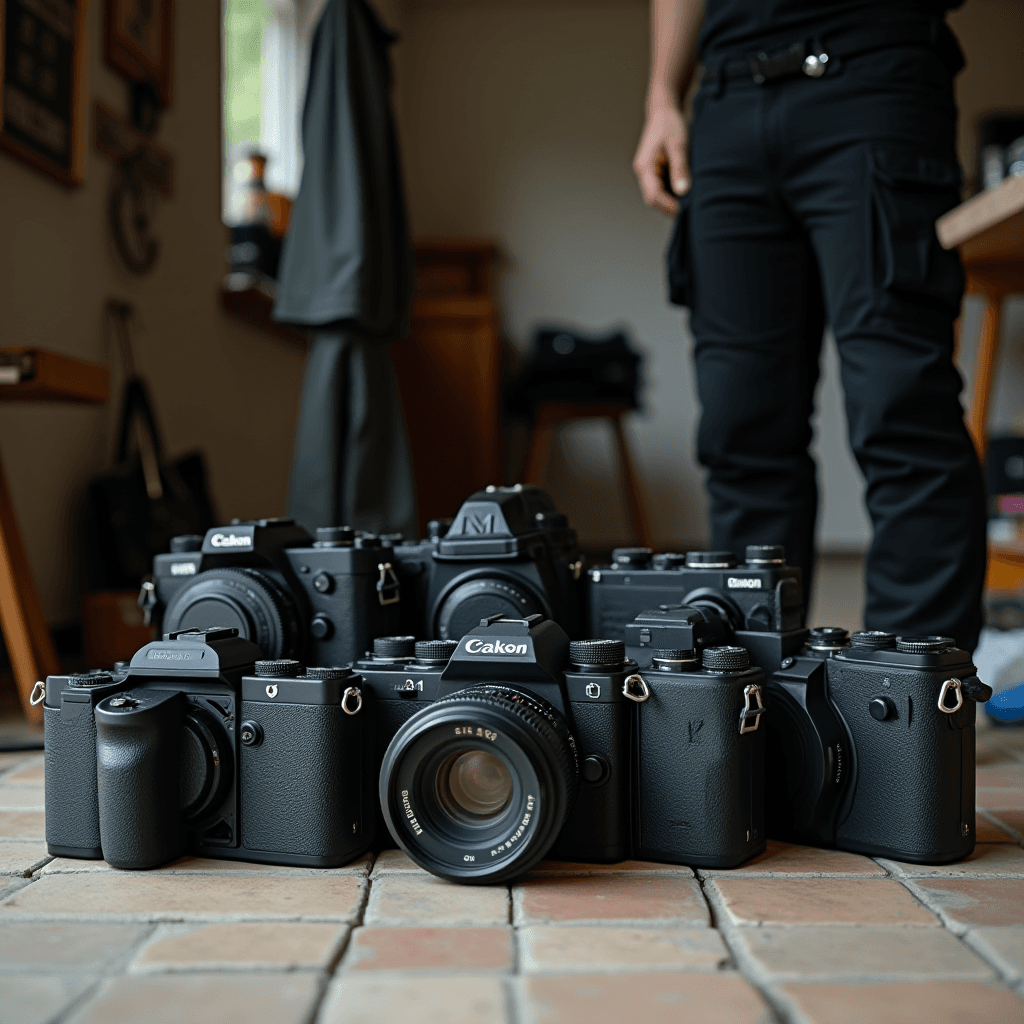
[803,53,828,77]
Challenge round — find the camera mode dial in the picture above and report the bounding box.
[686,551,737,569]
[850,631,896,649]
[896,636,955,654]
[611,547,652,567]
[703,646,750,671]
[255,659,303,678]
[569,640,625,667]
[745,544,785,565]
[373,636,416,660]
[415,640,459,663]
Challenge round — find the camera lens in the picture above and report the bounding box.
[380,685,578,884]
[434,577,545,641]
[162,568,302,660]
[439,749,513,818]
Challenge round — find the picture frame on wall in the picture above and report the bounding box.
[104,0,173,106]
[0,0,89,187]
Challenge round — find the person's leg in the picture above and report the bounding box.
[685,80,825,605]
[780,46,986,650]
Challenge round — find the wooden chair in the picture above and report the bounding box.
[937,176,1024,594]
[0,349,110,723]
[523,401,653,549]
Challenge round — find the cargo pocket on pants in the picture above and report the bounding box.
[869,145,964,315]
[666,193,693,308]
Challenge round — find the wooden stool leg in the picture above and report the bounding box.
[967,292,1002,462]
[524,408,556,487]
[612,414,654,549]
[0,458,59,726]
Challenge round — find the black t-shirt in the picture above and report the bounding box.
[698,0,964,60]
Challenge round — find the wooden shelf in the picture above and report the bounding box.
[937,176,1024,265]
[219,282,309,347]
[0,348,109,404]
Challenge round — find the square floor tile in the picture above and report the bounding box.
[364,875,509,926]
[132,922,348,971]
[66,973,320,1024]
[0,872,365,921]
[736,925,992,979]
[526,860,693,877]
[520,972,769,1024]
[711,878,937,926]
[0,812,44,840]
[514,875,709,927]
[0,922,144,970]
[912,878,1024,927]
[0,842,49,876]
[321,975,507,1024]
[700,841,884,876]
[783,980,1023,1024]
[975,814,1017,842]
[520,926,729,973]
[2,976,94,1024]
[343,925,513,972]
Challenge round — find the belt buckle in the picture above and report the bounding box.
[802,51,829,77]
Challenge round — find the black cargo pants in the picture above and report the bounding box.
[670,43,986,650]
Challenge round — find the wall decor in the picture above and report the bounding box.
[104,0,173,106]
[0,0,89,186]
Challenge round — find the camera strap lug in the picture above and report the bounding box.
[342,686,363,715]
[137,576,157,626]
[622,673,650,702]
[29,681,46,706]
[739,684,765,734]
[376,562,401,606]
[937,677,963,714]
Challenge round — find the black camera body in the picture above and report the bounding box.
[765,630,991,863]
[389,487,583,643]
[632,646,767,867]
[146,518,401,665]
[588,545,804,649]
[376,616,765,884]
[43,627,374,870]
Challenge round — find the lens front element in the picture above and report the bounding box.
[380,685,578,884]
[441,749,514,820]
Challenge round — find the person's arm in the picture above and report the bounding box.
[632,0,705,215]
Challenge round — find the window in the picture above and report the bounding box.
[222,0,327,218]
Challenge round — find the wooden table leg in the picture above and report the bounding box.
[0,457,60,725]
[612,413,654,549]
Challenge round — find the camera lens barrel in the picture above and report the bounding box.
[895,636,955,654]
[702,646,750,671]
[379,685,579,884]
[685,551,737,569]
[568,640,625,667]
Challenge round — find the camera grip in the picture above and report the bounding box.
[96,690,186,869]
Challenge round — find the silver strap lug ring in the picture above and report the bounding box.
[376,562,401,606]
[938,678,963,714]
[622,674,650,703]
[342,686,363,716]
[29,681,46,706]
[739,684,765,734]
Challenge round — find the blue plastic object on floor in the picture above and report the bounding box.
[986,682,1024,725]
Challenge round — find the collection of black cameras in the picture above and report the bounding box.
[42,485,992,884]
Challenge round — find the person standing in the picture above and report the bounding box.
[634,0,987,650]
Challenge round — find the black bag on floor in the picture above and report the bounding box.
[85,377,216,590]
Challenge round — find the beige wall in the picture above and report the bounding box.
[394,0,1024,551]
[0,2,307,625]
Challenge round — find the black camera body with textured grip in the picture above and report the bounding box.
[388,486,583,643]
[145,518,401,666]
[764,629,992,863]
[43,627,374,870]
[631,646,767,868]
[374,616,766,884]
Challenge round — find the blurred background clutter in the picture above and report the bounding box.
[1,0,1023,738]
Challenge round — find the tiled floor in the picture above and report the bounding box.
[1,729,1022,1024]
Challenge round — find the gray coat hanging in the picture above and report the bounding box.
[273,0,417,539]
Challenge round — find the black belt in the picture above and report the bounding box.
[715,19,955,85]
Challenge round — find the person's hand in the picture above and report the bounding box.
[633,102,690,215]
